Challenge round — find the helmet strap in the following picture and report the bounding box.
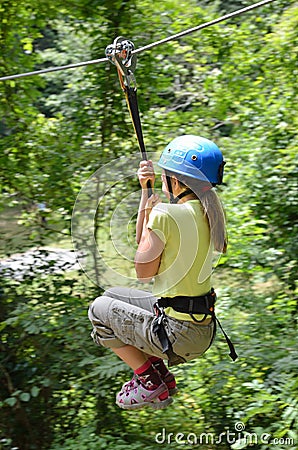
[173,188,193,203]
[217,161,226,185]
[165,174,176,204]
[165,172,193,204]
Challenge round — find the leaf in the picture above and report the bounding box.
[231,438,249,449]
[31,386,40,398]
[19,392,31,402]
[4,397,17,407]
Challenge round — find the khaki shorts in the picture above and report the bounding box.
[88,287,214,366]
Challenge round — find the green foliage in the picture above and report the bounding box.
[0,262,126,449]
[0,0,297,449]
[50,428,166,450]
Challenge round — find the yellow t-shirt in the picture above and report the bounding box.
[147,200,213,321]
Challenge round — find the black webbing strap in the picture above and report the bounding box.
[165,174,175,204]
[157,291,238,361]
[212,314,238,361]
[125,87,146,160]
[158,291,216,315]
[152,304,186,367]
[106,37,153,196]
[124,86,152,196]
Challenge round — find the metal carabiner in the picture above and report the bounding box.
[105,36,137,89]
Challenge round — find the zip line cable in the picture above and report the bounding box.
[0,0,276,82]
[132,0,276,55]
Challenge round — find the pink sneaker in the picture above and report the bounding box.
[116,381,173,410]
[121,372,178,396]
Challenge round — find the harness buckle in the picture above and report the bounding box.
[205,288,216,313]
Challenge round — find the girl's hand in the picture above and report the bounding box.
[144,193,161,222]
[137,160,155,190]
[145,193,160,209]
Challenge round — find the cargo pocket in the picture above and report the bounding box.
[111,305,150,350]
[172,321,214,360]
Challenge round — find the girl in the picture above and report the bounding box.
[88,134,229,410]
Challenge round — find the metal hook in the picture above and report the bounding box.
[105,36,137,88]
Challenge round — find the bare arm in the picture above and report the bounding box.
[136,160,156,244]
[135,192,164,282]
[136,190,150,245]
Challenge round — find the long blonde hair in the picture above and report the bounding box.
[172,173,228,253]
[199,187,227,253]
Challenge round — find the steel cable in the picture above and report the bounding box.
[0,0,276,82]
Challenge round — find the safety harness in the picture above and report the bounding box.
[153,289,238,365]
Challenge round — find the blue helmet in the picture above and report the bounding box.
[158,135,225,184]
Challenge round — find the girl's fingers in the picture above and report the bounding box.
[146,194,160,208]
[137,160,156,188]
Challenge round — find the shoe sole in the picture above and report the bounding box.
[116,396,173,411]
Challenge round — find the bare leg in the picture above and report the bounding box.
[112,345,148,370]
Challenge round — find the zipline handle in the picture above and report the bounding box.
[105,37,152,196]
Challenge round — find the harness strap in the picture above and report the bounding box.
[124,86,152,196]
[157,290,238,361]
[152,304,186,367]
[106,36,152,197]
[124,86,146,160]
[158,289,216,315]
[165,174,175,204]
[212,315,238,361]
